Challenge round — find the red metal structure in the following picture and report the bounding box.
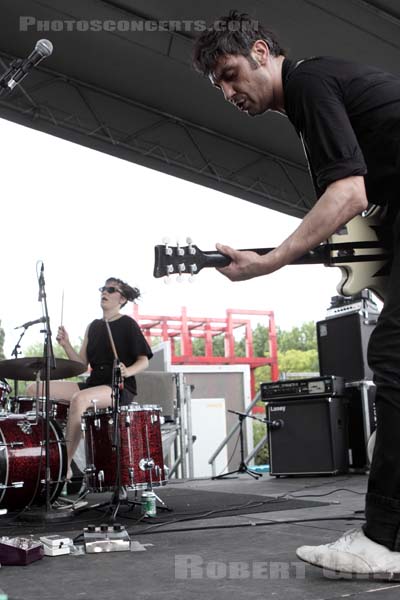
[132,305,279,401]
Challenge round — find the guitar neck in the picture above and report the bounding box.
[200,247,328,269]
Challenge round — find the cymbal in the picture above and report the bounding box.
[0,357,86,381]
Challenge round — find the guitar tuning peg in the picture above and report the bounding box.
[162,236,170,244]
[163,275,172,285]
[162,237,173,256]
[186,237,196,255]
[176,240,185,256]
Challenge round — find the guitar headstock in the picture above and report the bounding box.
[154,238,205,279]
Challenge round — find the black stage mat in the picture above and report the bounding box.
[0,486,327,537]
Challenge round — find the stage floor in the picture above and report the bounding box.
[1,472,400,600]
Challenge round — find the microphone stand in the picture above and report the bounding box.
[0,58,23,96]
[10,329,26,409]
[109,357,123,517]
[213,409,263,480]
[18,265,71,522]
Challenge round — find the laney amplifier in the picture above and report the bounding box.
[267,396,349,476]
[261,376,345,401]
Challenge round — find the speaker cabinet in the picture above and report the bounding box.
[317,313,375,380]
[267,396,349,476]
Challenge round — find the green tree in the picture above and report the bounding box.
[278,348,319,374]
[277,321,317,352]
[253,323,270,357]
[24,342,72,360]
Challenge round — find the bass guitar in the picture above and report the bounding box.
[154,205,391,301]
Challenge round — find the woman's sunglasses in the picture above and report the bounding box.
[99,286,122,294]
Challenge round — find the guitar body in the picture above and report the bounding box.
[328,206,390,301]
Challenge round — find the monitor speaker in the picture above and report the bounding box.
[317,313,375,380]
[267,396,349,476]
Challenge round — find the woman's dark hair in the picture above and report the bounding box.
[193,10,286,76]
[106,277,140,308]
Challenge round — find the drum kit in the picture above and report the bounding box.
[0,357,166,514]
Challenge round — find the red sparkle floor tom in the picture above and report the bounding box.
[82,404,165,492]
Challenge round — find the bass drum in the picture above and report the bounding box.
[0,414,67,510]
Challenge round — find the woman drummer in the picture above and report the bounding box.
[26,277,152,481]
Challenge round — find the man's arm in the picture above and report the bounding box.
[216,175,368,281]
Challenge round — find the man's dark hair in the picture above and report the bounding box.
[193,10,286,76]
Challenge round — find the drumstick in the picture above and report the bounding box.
[60,289,64,327]
[104,319,119,360]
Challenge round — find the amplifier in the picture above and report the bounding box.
[317,313,375,380]
[261,376,345,401]
[267,396,349,476]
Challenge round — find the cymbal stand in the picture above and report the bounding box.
[38,263,57,513]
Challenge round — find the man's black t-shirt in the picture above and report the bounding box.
[282,56,400,205]
[85,315,153,395]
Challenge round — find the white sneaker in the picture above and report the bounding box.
[296,528,400,580]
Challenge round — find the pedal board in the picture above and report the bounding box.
[83,523,131,553]
[0,536,44,566]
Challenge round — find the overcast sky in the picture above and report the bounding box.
[0,117,340,358]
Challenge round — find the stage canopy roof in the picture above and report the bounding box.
[1,0,399,218]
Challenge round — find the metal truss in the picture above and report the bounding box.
[0,3,313,218]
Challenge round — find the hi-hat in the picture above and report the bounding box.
[0,357,86,381]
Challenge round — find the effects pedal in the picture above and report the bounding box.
[39,535,72,556]
[0,536,44,566]
[83,523,131,553]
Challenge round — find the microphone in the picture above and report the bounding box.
[15,316,46,330]
[6,39,53,91]
[38,262,45,302]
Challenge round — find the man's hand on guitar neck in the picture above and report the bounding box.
[216,176,368,282]
[215,243,280,281]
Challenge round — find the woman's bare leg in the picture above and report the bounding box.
[64,386,113,479]
[25,381,80,402]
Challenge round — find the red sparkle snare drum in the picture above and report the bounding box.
[0,414,67,510]
[82,404,165,492]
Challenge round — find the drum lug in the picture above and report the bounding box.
[18,421,32,435]
[139,457,155,472]
[97,470,104,492]
[84,465,96,475]
[128,467,135,486]
[0,481,24,490]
